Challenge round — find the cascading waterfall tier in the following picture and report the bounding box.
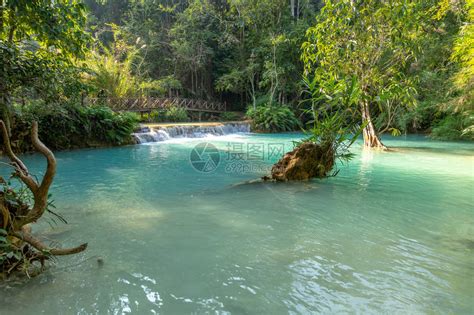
[132,122,251,144]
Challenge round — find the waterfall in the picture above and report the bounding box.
[133,122,251,144]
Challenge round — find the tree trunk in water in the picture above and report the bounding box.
[361,102,387,149]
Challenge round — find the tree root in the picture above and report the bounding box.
[270,142,335,181]
[0,120,87,278]
[13,232,88,256]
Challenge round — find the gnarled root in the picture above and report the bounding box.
[13,231,88,256]
[0,120,87,278]
[268,142,335,181]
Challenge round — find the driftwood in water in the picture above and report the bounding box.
[267,142,335,181]
[0,120,87,277]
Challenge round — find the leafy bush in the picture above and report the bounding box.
[246,105,301,132]
[164,106,189,122]
[431,113,474,140]
[303,110,363,166]
[86,33,167,98]
[144,106,189,123]
[10,102,139,152]
[220,112,241,121]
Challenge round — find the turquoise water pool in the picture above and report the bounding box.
[1,134,473,314]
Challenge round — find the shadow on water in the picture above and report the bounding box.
[455,239,474,251]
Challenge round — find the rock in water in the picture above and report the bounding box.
[269,142,335,181]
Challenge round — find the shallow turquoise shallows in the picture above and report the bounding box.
[1,134,473,314]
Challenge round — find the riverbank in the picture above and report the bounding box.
[3,101,250,153]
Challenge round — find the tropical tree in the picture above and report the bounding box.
[0,0,90,133]
[170,0,220,99]
[302,0,430,149]
[449,0,474,137]
[216,0,318,107]
[86,26,166,98]
[124,0,185,79]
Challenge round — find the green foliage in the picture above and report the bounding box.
[86,27,166,97]
[302,0,426,146]
[376,0,472,140]
[80,106,139,145]
[87,49,139,97]
[0,0,90,59]
[145,106,189,123]
[303,111,363,169]
[162,106,189,122]
[451,1,474,94]
[156,76,183,96]
[93,0,321,107]
[448,1,474,136]
[300,75,364,169]
[11,102,139,152]
[246,105,301,133]
[301,75,361,118]
[121,0,184,81]
[220,112,242,121]
[169,0,220,98]
[1,0,470,149]
[0,0,91,130]
[431,112,474,140]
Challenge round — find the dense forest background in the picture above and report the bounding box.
[84,0,323,107]
[0,0,472,151]
[83,0,472,139]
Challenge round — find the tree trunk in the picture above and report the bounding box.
[0,94,12,136]
[249,72,256,109]
[296,0,300,20]
[361,101,386,149]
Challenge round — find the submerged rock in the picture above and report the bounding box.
[269,142,335,181]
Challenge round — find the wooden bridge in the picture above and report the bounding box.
[86,97,227,113]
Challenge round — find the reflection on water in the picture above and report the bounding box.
[393,144,474,156]
[0,134,473,314]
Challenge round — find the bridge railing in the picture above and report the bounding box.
[86,97,226,113]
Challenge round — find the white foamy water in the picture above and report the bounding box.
[132,122,251,144]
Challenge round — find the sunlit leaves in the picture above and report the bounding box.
[0,0,91,59]
[301,0,435,137]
